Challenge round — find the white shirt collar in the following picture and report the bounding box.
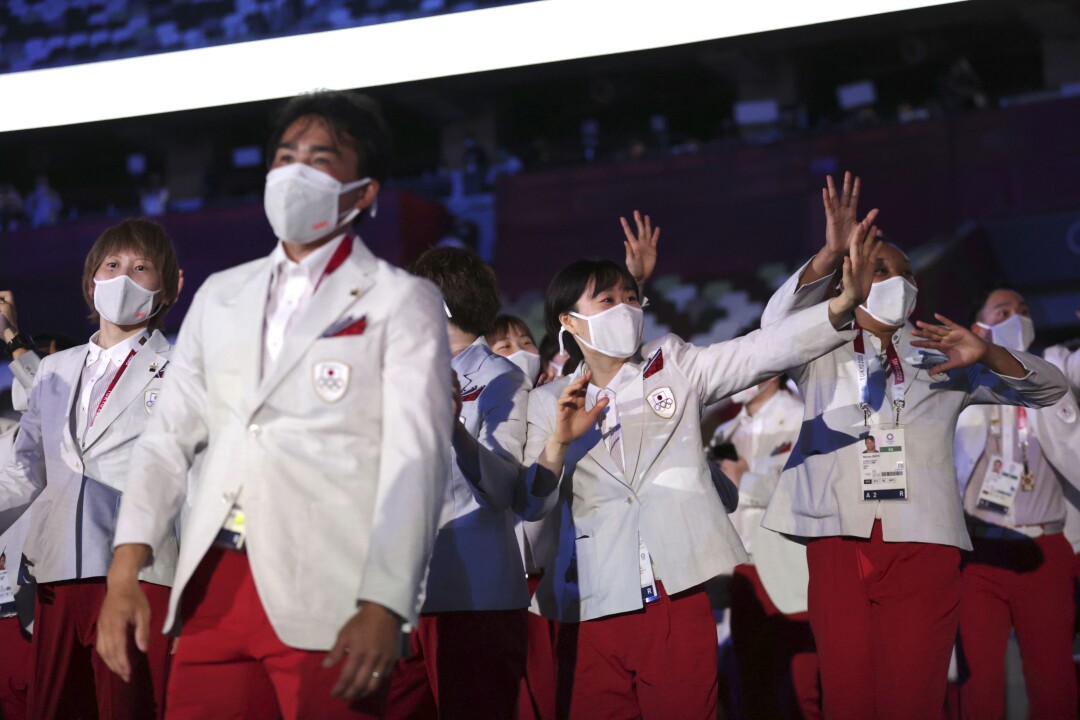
[86,329,149,368]
[268,232,348,287]
[585,361,639,406]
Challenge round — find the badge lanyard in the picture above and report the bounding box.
[853,328,907,427]
[90,349,137,427]
[997,406,1029,464]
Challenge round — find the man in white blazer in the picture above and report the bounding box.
[758,174,1069,720]
[712,376,820,720]
[519,221,879,720]
[96,91,453,720]
[0,219,182,719]
[385,247,530,720]
[952,287,1079,720]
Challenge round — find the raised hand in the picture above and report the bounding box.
[621,210,660,290]
[551,371,609,447]
[829,215,882,321]
[823,172,864,258]
[911,314,989,375]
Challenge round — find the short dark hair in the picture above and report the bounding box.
[486,314,535,347]
[411,247,501,336]
[544,259,638,363]
[82,218,181,331]
[267,90,392,182]
[968,282,1020,325]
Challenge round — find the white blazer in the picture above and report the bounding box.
[421,339,530,613]
[520,301,852,624]
[114,237,454,650]
[713,389,808,614]
[760,264,1068,549]
[0,332,177,586]
[1044,343,1080,395]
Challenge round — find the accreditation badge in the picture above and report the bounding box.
[860,425,908,501]
[639,535,661,604]
[975,454,1023,515]
[0,566,15,606]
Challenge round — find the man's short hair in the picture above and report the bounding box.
[411,247,501,337]
[267,90,392,183]
[82,218,181,331]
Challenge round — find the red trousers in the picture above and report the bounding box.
[806,520,960,720]
[730,563,822,720]
[0,616,31,720]
[28,578,172,720]
[957,532,1078,720]
[554,582,718,720]
[383,607,528,720]
[519,574,558,720]
[167,547,385,720]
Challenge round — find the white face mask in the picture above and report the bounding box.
[860,276,918,328]
[978,313,1035,352]
[94,275,161,326]
[506,350,541,381]
[264,163,371,245]
[567,303,644,359]
[731,386,759,405]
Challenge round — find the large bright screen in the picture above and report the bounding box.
[0,0,967,132]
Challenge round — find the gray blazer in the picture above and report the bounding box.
[0,331,177,586]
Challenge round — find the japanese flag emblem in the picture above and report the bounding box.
[313,361,350,403]
[647,387,676,419]
[144,390,159,415]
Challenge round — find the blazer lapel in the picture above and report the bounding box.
[222,258,274,403]
[616,364,646,488]
[82,332,170,451]
[577,424,628,485]
[247,239,376,417]
[60,346,90,457]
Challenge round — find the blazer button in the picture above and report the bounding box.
[248,424,261,438]
[625,497,633,505]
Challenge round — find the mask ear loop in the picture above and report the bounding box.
[558,327,567,356]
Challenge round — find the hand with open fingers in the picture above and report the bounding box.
[833,216,882,314]
[552,371,608,446]
[324,602,400,700]
[95,579,152,683]
[622,210,660,290]
[823,172,875,259]
[911,314,988,375]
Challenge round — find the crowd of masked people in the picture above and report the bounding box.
[0,89,1077,720]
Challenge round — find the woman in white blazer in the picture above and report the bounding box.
[952,287,1080,720]
[0,219,181,719]
[758,174,1069,720]
[518,220,881,720]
